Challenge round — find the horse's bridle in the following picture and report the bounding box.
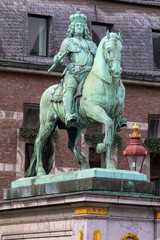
[103,39,122,77]
[89,70,111,85]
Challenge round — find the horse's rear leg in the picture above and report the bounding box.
[35,121,56,176]
[67,127,90,170]
[86,105,115,169]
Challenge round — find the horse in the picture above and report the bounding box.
[25,31,126,177]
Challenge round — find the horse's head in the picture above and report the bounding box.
[103,31,123,78]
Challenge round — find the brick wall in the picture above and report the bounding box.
[0,171,15,200]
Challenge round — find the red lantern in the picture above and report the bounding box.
[123,123,147,173]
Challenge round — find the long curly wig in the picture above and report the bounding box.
[67,22,91,40]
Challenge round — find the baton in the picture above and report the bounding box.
[48,63,57,73]
[48,51,69,73]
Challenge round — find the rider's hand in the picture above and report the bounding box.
[53,53,64,64]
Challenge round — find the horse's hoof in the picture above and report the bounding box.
[96,143,106,154]
[80,161,90,170]
[36,168,46,176]
[106,163,115,170]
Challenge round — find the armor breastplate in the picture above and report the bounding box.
[69,38,94,66]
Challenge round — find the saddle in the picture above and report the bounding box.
[51,79,85,103]
[51,79,87,127]
[51,83,63,103]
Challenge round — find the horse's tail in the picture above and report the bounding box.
[25,128,55,177]
[24,140,38,177]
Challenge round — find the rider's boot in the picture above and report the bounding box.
[63,88,78,126]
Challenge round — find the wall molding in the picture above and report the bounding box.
[0,110,23,121]
[0,163,15,172]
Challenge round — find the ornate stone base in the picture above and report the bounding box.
[1,191,160,240]
[1,170,159,239]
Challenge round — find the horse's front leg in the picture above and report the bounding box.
[97,121,115,169]
[105,120,116,169]
[86,105,115,169]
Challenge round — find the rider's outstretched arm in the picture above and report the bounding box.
[48,38,70,72]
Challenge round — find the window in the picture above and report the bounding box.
[25,143,34,171]
[22,103,40,173]
[89,148,101,168]
[91,22,113,46]
[148,115,160,182]
[150,152,160,182]
[148,114,160,138]
[152,30,160,70]
[23,103,40,128]
[28,15,48,56]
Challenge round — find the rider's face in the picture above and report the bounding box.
[74,22,84,36]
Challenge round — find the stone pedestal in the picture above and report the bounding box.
[4,168,151,200]
[1,169,160,240]
[1,191,160,240]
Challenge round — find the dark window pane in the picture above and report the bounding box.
[28,16,47,56]
[152,31,160,70]
[92,23,113,46]
[23,103,40,128]
[148,115,160,138]
[150,152,160,182]
[89,148,101,168]
[25,143,34,171]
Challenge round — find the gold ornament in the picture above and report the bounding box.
[78,230,83,240]
[93,230,101,240]
[121,232,139,240]
[74,207,107,215]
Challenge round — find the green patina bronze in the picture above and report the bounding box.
[48,11,97,125]
[25,11,126,177]
[15,169,147,189]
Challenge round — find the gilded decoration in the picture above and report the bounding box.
[93,229,101,240]
[74,207,107,215]
[78,230,83,240]
[155,211,160,219]
[121,232,139,240]
[129,123,141,138]
[129,133,141,138]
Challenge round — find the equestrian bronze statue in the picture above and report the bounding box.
[25,11,126,177]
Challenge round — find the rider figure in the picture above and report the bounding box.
[51,11,97,125]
